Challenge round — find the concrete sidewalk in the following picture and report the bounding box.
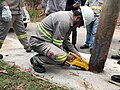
[0,23,120,90]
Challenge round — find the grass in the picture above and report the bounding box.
[28,8,45,22]
[0,60,67,90]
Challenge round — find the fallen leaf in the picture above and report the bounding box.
[16,83,25,90]
[24,68,32,72]
[0,67,7,74]
[69,71,79,76]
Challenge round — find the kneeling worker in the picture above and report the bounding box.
[29,6,94,73]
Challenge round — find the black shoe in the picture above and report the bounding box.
[111,75,120,83]
[25,46,31,52]
[30,57,46,73]
[80,44,89,49]
[111,55,120,59]
[119,40,120,42]
[117,60,120,65]
[0,54,3,59]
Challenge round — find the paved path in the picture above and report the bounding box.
[1,23,120,90]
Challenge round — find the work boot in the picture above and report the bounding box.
[80,44,89,49]
[111,75,120,83]
[30,57,46,73]
[25,46,31,52]
[0,54,3,59]
[117,60,120,65]
[111,55,120,59]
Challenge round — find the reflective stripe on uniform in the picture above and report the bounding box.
[37,22,52,40]
[17,34,27,39]
[37,22,63,46]
[53,38,63,46]
[0,39,4,44]
[56,54,67,61]
[90,6,102,10]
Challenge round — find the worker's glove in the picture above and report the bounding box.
[2,6,12,22]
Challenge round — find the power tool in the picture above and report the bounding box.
[66,52,89,70]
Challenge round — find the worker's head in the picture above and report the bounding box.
[73,6,94,27]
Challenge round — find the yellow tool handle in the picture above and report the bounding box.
[70,52,80,59]
[66,52,89,70]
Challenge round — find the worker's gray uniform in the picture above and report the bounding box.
[30,11,78,65]
[0,0,29,49]
[45,0,67,15]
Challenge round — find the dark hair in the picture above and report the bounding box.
[73,10,84,26]
[73,10,82,16]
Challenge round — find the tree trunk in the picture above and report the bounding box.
[89,0,120,73]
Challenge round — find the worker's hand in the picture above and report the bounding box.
[67,55,75,62]
[76,52,82,59]
[73,3,80,8]
[2,6,12,22]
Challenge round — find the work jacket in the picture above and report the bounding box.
[45,0,67,15]
[2,0,24,15]
[35,11,78,54]
[85,0,104,17]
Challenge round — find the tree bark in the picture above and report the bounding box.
[89,0,120,73]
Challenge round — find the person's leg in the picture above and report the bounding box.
[29,37,68,72]
[89,17,99,53]
[72,27,78,50]
[80,22,92,49]
[12,15,31,52]
[0,21,11,48]
[30,54,47,73]
[111,48,120,59]
[30,42,67,64]
[0,20,11,59]
[72,27,77,45]
[111,50,120,83]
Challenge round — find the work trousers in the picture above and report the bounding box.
[0,14,29,49]
[29,36,68,65]
[72,26,77,45]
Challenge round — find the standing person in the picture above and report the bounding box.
[80,0,104,54]
[29,6,94,73]
[111,48,120,63]
[111,59,120,83]
[0,0,31,59]
[65,0,85,50]
[41,0,67,16]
